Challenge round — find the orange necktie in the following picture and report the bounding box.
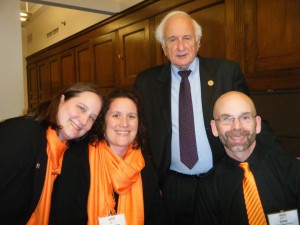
[239,162,267,225]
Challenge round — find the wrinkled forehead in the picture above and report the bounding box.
[164,15,194,34]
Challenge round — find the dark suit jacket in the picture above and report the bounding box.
[134,56,284,183]
[194,144,300,225]
[0,116,47,225]
[50,138,166,225]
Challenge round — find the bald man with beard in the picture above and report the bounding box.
[193,91,300,225]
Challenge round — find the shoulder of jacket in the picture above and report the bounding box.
[138,64,168,76]
[200,56,239,67]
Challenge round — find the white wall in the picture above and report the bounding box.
[1,1,144,121]
[24,6,109,56]
[0,0,24,121]
[0,3,110,120]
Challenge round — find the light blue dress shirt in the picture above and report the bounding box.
[170,57,213,175]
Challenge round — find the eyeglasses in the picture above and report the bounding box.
[215,113,256,125]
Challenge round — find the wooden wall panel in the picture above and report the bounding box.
[27,64,38,109]
[255,0,300,71]
[37,60,50,102]
[75,42,91,82]
[252,90,300,157]
[27,64,38,94]
[244,0,300,90]
[25,0,300,155]
[192,4,226,59]
[60,50,76,88]
[49,56,61,96]
[90,32,116,88]
[118,20,150,86]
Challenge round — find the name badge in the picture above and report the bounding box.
[267,209,299,225]
[98,213,126,225]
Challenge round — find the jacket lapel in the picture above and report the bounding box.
[199,57,217,127]
[155,64,172,130]
[155,64,172,174]
[27,131,48,222]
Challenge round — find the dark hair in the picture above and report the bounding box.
[96,88,147,150]
[27,83,103,142]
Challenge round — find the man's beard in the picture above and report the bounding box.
[219,130,256,153]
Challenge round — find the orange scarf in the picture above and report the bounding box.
[88,140,145,225]
[27,127,67,225]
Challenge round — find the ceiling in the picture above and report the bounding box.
[20,0,144,18]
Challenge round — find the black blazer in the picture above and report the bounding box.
[0,116,47,225]
[50,138,165,225]
[134,56,284,182]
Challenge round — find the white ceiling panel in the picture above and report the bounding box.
[20,0,144,15]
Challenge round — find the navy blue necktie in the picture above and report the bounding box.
[178,70,198,169]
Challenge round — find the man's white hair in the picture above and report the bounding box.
[155,11,202,46]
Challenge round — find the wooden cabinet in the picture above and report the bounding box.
[245,0,300,72]
[37,59,51,103]
[26,0,300,95]
[117,20,151,86]
[26,0,300,93]
[27,49,75,108]
[90,20,151,89]
[26,0,300,156]
[48,55,61,95]
[244,0,300,90]
[27,63,39,109]
[60,49,76,88]
[27,59,50,109]
[27,20,150,107]
[48,50,75,97]
[90,32,116,88]
[75,42,91,82]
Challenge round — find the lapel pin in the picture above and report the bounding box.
[208,80,214,86]
[36,163,40,169]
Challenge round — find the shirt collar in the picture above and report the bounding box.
[223,144,264,170]
[171,57,199,79]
